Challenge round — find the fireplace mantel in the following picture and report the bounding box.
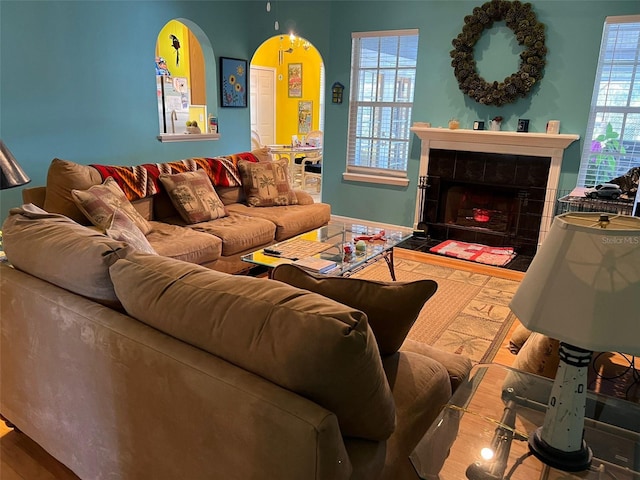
[410,126,579,151]
[410,124,580,246]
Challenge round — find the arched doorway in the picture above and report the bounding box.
[250,35,324,147]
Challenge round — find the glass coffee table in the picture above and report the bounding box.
[241,221,413,279]
[410,363,640,479]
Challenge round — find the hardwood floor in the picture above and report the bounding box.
[0,422,79,479]
[0,250,523,479]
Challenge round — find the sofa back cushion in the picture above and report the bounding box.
[109,254,396,441]
[2,204,130,307]
[43,158,103,224]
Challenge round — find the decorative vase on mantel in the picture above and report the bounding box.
[490,116,503,131]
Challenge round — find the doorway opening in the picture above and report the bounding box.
[250,34,325,200]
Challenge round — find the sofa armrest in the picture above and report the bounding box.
[400,338,473,392]
[294,189,315,205]
[22,186,47,208]
[380,350,454,480]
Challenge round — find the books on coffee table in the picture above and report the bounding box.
[294,257,338,274]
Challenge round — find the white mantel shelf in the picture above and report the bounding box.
[410,124,581,247]
[157,133,220,143]
[410,126,579,151]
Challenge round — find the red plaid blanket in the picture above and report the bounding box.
[91,153,258,201]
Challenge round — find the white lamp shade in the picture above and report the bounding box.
[510,212,640,356]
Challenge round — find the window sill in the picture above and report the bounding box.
[157,133,220,143]
[342,172,410,187]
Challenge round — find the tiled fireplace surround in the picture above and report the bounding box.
[410,126,579,256]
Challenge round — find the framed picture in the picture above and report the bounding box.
[288,63,302,98]
[220,57,247,108]
[298,101,312,134]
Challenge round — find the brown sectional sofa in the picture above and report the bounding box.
[0,202,474,479]
[25,149,331,274]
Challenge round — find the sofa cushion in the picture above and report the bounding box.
[109,254,396,441]
[272,264,438,355]
[226,202,331,241]
[215,186,246,206]
[185,214,276,256]
[237,159,298,207]
[159,170,227,224]
[106,209,157,255]
[145,221,221,265]
[71,177,152,234]
[43,158,102,224]
[2,203,130,307]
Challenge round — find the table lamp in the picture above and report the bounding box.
[510,212,640,472]
[0,140,30,189]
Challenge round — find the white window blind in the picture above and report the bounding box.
[577,16,640,188]
[346,30,419,178]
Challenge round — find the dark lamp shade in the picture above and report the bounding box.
[1,140,31,190]
[510,212,640,356]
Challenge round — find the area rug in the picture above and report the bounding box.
[351,250,521,363]
[429,239,517,267]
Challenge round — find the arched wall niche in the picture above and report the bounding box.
[155,18,219,141]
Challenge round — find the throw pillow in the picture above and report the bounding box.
[159,170,227,224]
[271,264,438,356]
[106,209,157,255]
[71,177,152,234]
[237,159,298,207]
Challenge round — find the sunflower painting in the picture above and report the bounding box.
[220,57,247,107]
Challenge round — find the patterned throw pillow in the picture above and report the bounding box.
[159,169,227,224]
[106,209,157,255]
[237,159,298,207]
[71,177,152,234]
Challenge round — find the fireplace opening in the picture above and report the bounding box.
[442,184,520,234]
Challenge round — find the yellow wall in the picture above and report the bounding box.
[157,20,191,80]
[252,35,322,144]
[156,20,207,128]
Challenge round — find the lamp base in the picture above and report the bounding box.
[528,427,592,472]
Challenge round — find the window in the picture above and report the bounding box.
[577,16,640,188]
[345,30,419,184]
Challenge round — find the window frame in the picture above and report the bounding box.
[343,29,419,187]
[576,15,640,189]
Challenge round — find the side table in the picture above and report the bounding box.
[411,363,640,479]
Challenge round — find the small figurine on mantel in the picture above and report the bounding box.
[490,116,503,131]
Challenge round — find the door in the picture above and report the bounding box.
[250,66,276,146]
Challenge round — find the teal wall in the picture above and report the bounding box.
[321,0,639,226]
[1,0,638,226]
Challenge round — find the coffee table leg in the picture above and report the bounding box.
[383,248,397,281]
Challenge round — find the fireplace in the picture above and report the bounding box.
[422,149,550,256]
[410,126,580,251]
